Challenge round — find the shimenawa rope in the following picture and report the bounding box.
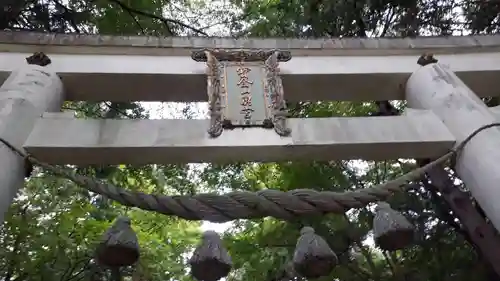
[1,123,499,222]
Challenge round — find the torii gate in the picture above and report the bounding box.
[1,32,500,277]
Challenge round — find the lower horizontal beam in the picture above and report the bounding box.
[23,110,456,165]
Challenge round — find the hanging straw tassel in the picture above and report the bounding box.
[95,216,140,267]
[189,231,232,281]
[373,201,415,251]
[293,226,338,279]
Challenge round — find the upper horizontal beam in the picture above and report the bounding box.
[23,110,456,165]
[2,32,500,102]
[2,31,500,56]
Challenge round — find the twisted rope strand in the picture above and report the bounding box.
[2,123,499,222]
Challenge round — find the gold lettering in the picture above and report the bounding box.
[236,67,253,88]
[240,108,254,119]
[236,67,251,76]
[234,65,255,120]
[241,95,252,107]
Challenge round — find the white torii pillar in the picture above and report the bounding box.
[0,56,63,224]
[406,61,500,232]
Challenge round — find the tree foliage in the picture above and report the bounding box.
[1,0,500,281]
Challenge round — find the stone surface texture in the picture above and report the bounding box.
[23,109,455,164]
[1,31,500,56]
[0,32,499,102]
[0,64,63,224]
[406,62,500,233]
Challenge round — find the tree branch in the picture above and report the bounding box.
[344,263,372,280]
[343,214,380,279]
[121,6,146,35]
[379,7,395,37]
[104,102,135,119]
[52,0,81,33]
[382,251,397,278]
[106,0,208,36]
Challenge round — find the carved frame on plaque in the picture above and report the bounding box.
[192,49,292,138]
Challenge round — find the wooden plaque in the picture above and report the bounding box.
[193,49,292,138]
